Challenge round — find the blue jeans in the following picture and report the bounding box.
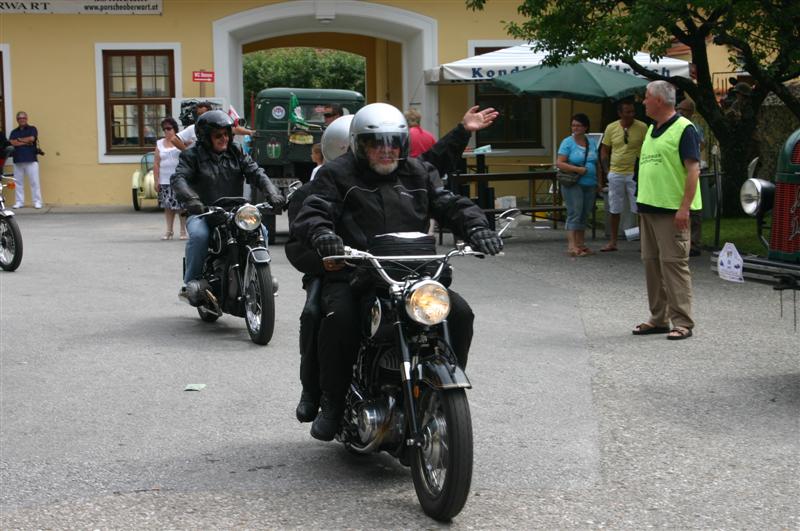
[562,184,595,230]
[183,215,269,284]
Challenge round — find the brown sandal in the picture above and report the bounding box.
[632,322,670,335]
[666,327,693,340]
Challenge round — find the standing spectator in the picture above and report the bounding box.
[9,111,42,209]
[632,81,701,341]
[676,99,706,257]
[322,104,342,126]
[405,108,437,157]
[600,100,647,251]
[154,117,187,240]
[556,113,600,257]
[309,143,323,181]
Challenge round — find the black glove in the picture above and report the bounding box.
[268,193,286,213]
[468,227,503,255]
[185,199,205,216]
[206,209,228,227]
[312,230,344,258]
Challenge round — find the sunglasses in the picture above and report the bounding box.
[211,131,230,140]
[162,126,174,132]
[623,128,629,145]
[323,112,336,118]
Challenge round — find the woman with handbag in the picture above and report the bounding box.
[556,113,600,257]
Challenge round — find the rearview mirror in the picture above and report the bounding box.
[497,208,522,238]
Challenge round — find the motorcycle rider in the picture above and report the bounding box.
[171,110,286,303]
[292,103,503,441]
[287,106,500,424]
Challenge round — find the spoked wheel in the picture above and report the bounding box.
[411,387,473,522]
[132,188,143,211]
[244,262,275,345]
[0,216,23,271]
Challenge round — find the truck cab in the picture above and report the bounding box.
[250,87,364,190]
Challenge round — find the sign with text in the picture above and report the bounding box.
[718,242,744,283]
[0,0,162,14]
[192,71,215,83]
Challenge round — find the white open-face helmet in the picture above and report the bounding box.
[320,115,354,162]
[349,103,409,162]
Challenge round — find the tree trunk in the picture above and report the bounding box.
[713,118,760,216]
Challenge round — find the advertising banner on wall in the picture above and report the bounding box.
[0,1,162,15]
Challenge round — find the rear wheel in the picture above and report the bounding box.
[0,217,23,271]
[132,188,142,211]
[244,262,275,345]
[411,388,473,522]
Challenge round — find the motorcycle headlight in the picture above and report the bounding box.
[234,204,262,231]
[405,280,450,326]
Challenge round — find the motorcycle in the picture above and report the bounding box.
[321,210,519,522]
[183,197,278,345]
[0,146,23,272]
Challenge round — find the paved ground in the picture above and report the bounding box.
[0,206,797,529]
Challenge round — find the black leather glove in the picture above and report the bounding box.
[312,230,344,258]
[206,209,228,227]
[185,199,205,216]
[468,227,503,255]
[268,193,286,213]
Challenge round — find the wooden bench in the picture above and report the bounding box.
[438,170,597,244]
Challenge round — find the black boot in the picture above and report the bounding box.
[310,393,344,441]
[295,390,320,423]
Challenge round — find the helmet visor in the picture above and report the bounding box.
[359,132,407,153]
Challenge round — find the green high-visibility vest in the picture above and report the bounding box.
[637,116,702,210]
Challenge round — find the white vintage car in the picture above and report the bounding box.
[131,152,159,211]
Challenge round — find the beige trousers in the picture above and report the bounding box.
[639,212,695,330]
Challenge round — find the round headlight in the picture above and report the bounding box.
[405,280,450,326]
[235,204,262,231]
[739,178,775,217]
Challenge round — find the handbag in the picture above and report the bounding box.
[556,140,590,187]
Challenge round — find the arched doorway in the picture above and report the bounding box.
[212,1,438,131]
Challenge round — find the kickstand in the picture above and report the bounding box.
[773,274,798,331]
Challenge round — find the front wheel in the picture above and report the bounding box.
[411,388,473,522]
[0,216,23,271]
[244,262,275,345]
[132,187,142,211]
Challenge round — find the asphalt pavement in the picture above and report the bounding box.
[0,206,797,529]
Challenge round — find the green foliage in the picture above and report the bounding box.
[243,48,365,102]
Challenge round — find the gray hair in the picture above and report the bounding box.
[647,80,676,107]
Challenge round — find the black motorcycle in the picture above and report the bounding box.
[184,197,278,345]
[0,146,23,272]
[321,211,518,521]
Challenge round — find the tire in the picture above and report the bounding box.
[244,262,275,345]
[411,388,473,522]
[0,216,23,271]
[197,305,220,323]
[132,187,141,211]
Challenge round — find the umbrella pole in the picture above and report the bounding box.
[551,98,557,166]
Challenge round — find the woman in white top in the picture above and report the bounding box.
[153,117,187,240]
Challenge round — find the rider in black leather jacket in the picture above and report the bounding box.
[171,110,285,295]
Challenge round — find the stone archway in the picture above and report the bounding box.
[213,0,439,131]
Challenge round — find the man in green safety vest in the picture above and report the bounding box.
[632,80,702,341]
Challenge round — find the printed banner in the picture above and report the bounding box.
[0,0,162,15]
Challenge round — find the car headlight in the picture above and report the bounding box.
[234,204,262,231]
[405,280,450,326]
[739,178,775,216]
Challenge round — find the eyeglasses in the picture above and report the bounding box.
[623,128,629,145]
[211,131,230,140]
[162,127,174,132]
[323,113,336,118]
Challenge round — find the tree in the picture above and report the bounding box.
[243,48,365,112]
[467,0,800,214]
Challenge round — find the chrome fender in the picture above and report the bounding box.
[416,356,471,390]
[1,209,15,217]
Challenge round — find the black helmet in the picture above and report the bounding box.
[196,110,233,148]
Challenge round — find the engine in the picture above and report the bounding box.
[354,394,405,450]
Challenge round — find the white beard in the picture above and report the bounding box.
[370,160,398,175]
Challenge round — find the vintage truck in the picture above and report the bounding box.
[250,87,364,189]
[714,127,800,286]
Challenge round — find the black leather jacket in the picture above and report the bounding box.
[171,142,280,206]
[293,151,488,252]
[285,124,479,275]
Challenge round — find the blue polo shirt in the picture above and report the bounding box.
[9,125,38,163]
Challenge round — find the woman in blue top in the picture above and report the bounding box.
[557,113,600,257]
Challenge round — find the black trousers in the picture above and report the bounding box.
[298,276,322,397]
[317,279,475,401]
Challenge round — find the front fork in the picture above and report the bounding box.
[394,318,424,449]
